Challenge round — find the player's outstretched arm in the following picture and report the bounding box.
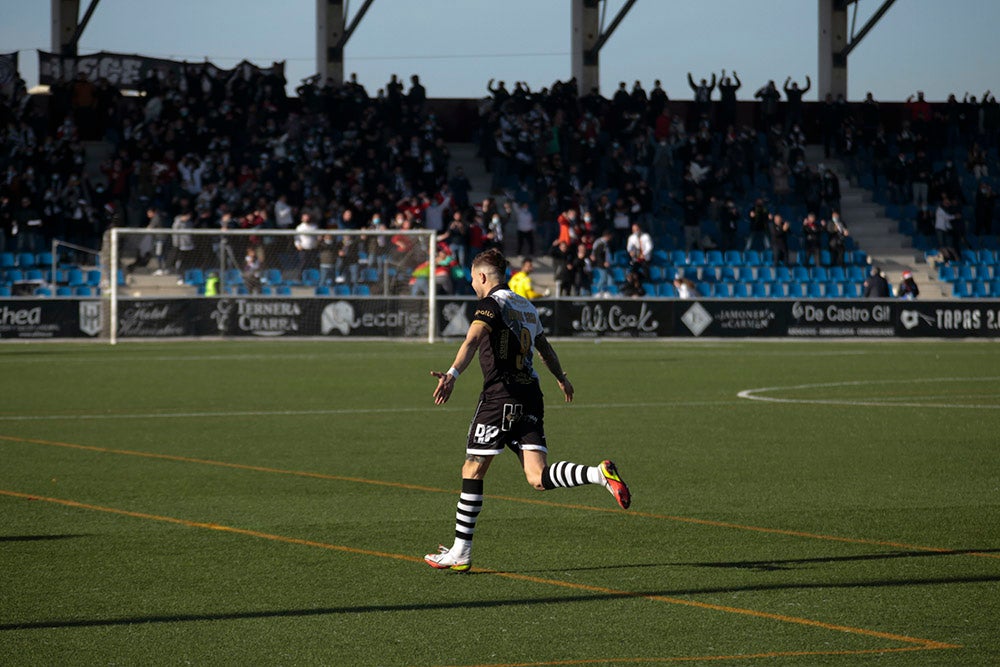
[536,333,573,403]
[431,322,487,405]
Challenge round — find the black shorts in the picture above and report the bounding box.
[466,393,546,456]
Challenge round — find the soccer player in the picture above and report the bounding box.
[424,248,630,572]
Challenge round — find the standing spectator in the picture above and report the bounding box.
[975,182,997,236]
[719,197,740,251]
[590,229,614,294]
[746,198,771,251]
[783,76,811,131]
[935,196,958,260]
[897,270,920,299]
[820,168,841,218]
[911,151,932,209]
[802,213,823,268]
[171,210,195,279]
[294,212,319,277]
[863,266,890,297]
[513,201,536,257]
[770,213,790,266]
[754,80,781,131]
[827,212,850,267]
[625,222,653,265]
[571,243,593,296]
[687,72,716,125]
[717,70,741,130]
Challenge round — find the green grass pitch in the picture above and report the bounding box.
[1,339,998,665]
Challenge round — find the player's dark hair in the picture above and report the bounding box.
[472,247,508,280]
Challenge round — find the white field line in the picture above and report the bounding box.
[738,377,1000,409]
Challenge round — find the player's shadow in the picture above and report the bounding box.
[677,548,1000,572]
[7,572,1000,632]
[0,534,88,542]
[512,548,1000,575]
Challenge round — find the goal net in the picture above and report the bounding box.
[107,227,443,343]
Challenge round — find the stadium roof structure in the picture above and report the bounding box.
[51,0,897,99]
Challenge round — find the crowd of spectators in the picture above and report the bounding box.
[3,61,999,299]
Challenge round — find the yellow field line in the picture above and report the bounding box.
[2,433,998,562]
[0,488,959,654]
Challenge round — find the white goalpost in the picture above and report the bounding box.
[107,227,440,344]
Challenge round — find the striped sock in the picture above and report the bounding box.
[541,461,604,490]
[452,478,483,553]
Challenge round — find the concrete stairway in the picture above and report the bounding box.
[803,145,947,297]
[446,142,557,292]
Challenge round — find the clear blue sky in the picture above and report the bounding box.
[2,0,998,101]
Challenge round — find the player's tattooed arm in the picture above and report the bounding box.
[536,334,574,402]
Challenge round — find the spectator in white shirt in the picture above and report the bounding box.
[626,222,654,264]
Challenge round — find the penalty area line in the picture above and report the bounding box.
[0,488,958,653]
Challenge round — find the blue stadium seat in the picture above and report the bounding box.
[807,282,824,298]
[718,266,737,282]
[958,265,975,282]
[937,265,956,282]
[828,266,846,282]
[752,282,769,298]
[36,252,54,268]
[86,269,102,287]
[651,249,670,266]
[264,268,283,286]
[34,287,52,297]
[961,249,978,264]
[978,249,997,265]
[976,264,993,281]
[972,281,991,298]
[16,253,35,268]
[847,266,866,283]
[66,268,85,287]
[792,266,811,282]
[657,283,677,297]
[757,266,775,282]
[0,286,10,297]
[56,286,73,296]
[353,284,371,296]
[276,286,292,296]
[723,250,742,266]
[184,268,206,286]
[696,282,713,297]
[6,268,23,283]
[670,250,687,266]
[787,283,806,298]
[733,283,750,298]
[334,284,351,296]
[812,266,828,282]
[74,286,93,297]
[302,268,321,286]
[774,266,791,282]
[825,281,843,298]
[0,252,14,269]
[642,282,657,296]
[843,283,861,298]
[648,265,667,282]
[25,269,44,282]
[705,250,723,266]
[612,250,630,266]
[611,267,627,283]
[771,282,789,298]
[688,250,706,266]
[820,250,832,266]
[744,250,762,266]
[714,283,733,298]
[952,282,970,298]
